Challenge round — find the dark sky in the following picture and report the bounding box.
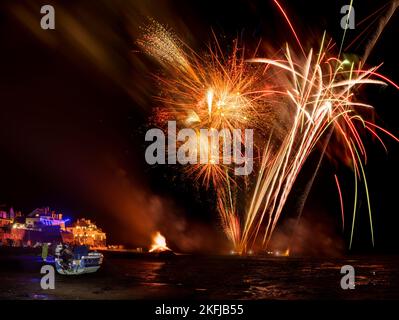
[0,0,398,253]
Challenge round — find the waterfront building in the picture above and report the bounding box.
[66,218,107,248]
[0,211,13,227]
[25,207,68,230]
[0,207,72,247]
[0,207,106,248]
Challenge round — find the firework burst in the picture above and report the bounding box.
[138,2,399,254]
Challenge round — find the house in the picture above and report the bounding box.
[66,218,107,248]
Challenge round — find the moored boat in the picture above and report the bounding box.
[54,244,103,275]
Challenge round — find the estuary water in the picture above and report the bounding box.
[0,252,398,299]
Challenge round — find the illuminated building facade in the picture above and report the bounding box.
[0,207,71,247]
[66,218,106,248]
[25,207,68,230]
[0,207,106,248]
[0,211,13,228]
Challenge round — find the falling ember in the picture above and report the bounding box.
[149,231,171,253]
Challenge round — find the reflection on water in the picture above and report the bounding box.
[138,261,166,286]
[1,254,399,299]
[105,259,167,286]
[128,256,399,299]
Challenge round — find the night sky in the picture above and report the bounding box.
[0,0,398,254]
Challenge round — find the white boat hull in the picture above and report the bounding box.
[55,253,103,275]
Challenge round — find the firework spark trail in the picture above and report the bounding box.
[241,44,395,251]
[362,0,399,64]
[289,127,334,247]
[138,11,399,253]
[282,0,399,253]
[137,19,269,249]
[334,174,345,232]
[137,18,196,78]
[237,1,399,252]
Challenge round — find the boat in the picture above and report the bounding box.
[54,244,103,275]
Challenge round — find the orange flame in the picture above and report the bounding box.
[149,231,171,253]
